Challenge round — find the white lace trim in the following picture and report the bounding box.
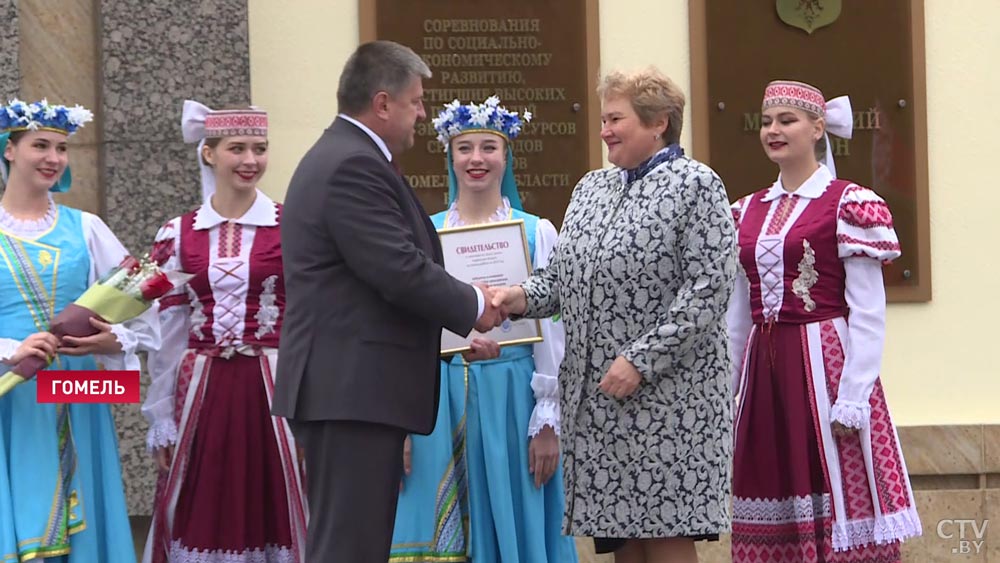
[169,540,297,563]
[528,398,560,437]
[444,196,511,228]
[830,400,871,429]
[733,494,830,524]
[146,418,178,452]
[254,274,280,339]
[831,505,923,551]
[0,196,56,238]
[188,284,208,339]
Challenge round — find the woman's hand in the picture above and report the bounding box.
[831,421,856,436]
[154,445,174,473]
[59,317,123,356]
[489,285,528,317]
[528,425,559,488]
[598,356,642,399]
[5,332,59,364]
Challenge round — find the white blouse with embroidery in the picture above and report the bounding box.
[727,167,896,429]
[142,191,279,450]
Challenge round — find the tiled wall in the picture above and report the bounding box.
[0,0,17,100]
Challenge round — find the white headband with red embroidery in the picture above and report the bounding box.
[180,100,268,203]
[761,80,853,176]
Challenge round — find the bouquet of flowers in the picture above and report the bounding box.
[0,247,190,397]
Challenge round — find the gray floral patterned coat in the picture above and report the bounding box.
[521,155,737,538]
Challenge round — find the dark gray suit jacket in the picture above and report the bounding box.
[273,117,478,435]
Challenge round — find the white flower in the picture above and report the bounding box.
[67,105,94,126]
[522,111,533,122]
[484,95,501,107]
[469,106,491,127]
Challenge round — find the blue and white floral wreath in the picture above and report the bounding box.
[0,98,93,135]
[0,99,93,192]
[431,95,531,150]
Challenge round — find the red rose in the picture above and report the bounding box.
[140,272,175,301]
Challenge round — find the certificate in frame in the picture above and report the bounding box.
[437,219,542,355]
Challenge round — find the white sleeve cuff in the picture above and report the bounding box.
[528,372,560,437]
[146,418,178,452]
[528,397,560,437]
[830,400,871,430]
[0,338,20,365]
[473,285,485,320]
[94,324,140,371]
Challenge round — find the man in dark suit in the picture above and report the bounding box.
[273,40,504,561]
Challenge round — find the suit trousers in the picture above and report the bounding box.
[291,419,407,562]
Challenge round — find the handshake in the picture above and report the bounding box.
[472,283,528,334]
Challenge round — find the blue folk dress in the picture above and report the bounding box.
[389,201,578,563]
[0,204,154,562]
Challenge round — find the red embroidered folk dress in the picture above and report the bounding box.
[141,192,307,563]
[728,167,920,563]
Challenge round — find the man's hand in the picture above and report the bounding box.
[473,284,507,333]
[528,425,559,488]
[598,356,642,399]
[462,337,500,362]
[59,317,123,356]
[5,331,59,364]
[490,285,527,317]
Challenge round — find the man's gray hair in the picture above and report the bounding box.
[337,41,432,115]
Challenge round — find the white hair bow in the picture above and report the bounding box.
[181,99,216,204]
[822,95,852,177]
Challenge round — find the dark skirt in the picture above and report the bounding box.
[150,351,305,563]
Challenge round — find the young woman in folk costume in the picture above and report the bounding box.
[0,99,160,562]
[728,80,921,563]
[389,97,578,563]
[142,101,306,563]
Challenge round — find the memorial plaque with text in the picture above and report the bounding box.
[691,0,931,301]
[362,0,600,227]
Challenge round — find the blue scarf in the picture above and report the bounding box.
[624,143,684,184]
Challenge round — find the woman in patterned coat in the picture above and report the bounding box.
[492,68,737,563]
[727,80,920,563]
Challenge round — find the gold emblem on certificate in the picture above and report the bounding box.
[437,219,542,355]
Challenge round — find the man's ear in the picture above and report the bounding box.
[372,91,391,120]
